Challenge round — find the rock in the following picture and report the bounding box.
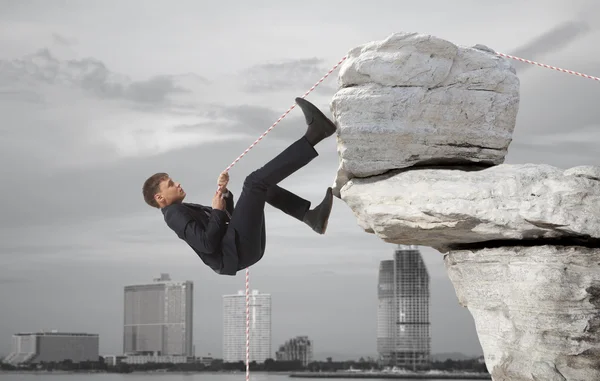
[339,164,600,252]
[564,165,600,181]
[332,32,600,380]
[445,245,600,381]
[330,32,520,195]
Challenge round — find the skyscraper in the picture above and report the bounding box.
[377,245,431,369]
[276,336,313,366]
[123,273,193,356]
[223,289,271,363]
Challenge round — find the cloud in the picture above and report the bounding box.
[509,20,592,73]
[196,103,315,143]
[239,58,339,94]
[0,89,244,173]
[0,49,207,107]
[0,277,29,285]
[52,32,77,47]
[0,49,283,176]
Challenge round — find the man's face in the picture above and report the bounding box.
[156,177,186,207]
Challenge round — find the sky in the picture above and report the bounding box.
[1,0,599,361]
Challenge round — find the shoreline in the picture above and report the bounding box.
[0,370,492,379]
[289,371,491,379]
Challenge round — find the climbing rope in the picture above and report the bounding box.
[223,56,349,173]
[496,52,600,82]
[219,46,598,381]
[220,56,347,381]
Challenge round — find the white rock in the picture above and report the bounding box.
[445,245,600,381]
[564,165,600,181]
[330,32,520,195]
[339,164,600,252]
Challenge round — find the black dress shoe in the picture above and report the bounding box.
[303,187,334,234]
[295,97,337,146]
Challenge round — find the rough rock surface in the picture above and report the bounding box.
[445,246,600,381]
[332,32,600,381]
[331,32,520,195]
[339,164,600,252]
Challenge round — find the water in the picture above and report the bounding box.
[0,373,476,381]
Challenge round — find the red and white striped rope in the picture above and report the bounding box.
[245,270,250,381]
[222,48,598,381]
[496,52,600,82]
[234,55,347,381]
[224,56,348,173]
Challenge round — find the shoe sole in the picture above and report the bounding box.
[318,188,334,234]
[296,97,337,136]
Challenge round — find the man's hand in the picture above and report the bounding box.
[212,189,226,210]
[217,171,229,192]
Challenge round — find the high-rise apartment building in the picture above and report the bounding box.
[123,273,193,356]
[223,289,271,363]
[4,331,99,365]
[276,336,313,366]
[377,245,431,369]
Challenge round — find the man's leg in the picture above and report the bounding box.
[266,185,334,234]
[266,185,310,221]
[222,98,337,272]
[228,136,317,271]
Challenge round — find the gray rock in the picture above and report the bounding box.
[330,32,520,196]
[339,164,600,252]
[445,245,600,381]
[332,32,600,381]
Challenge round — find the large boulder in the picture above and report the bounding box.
[331,32,520,196]
[446,246,600,381]
[330,32,600,381]
[339,164,600,252]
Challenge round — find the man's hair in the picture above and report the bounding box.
[142,172,169,208]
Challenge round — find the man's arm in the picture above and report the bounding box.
[164,206,229,254]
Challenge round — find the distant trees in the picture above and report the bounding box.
[431,358,488,372]
[0,355,488,374]
[0,362,16,371]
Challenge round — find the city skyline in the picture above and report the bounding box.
[2,0,598,360]
[4,249,445,363]
[2,250,461,363]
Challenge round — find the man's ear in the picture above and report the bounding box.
[154,193,164,203]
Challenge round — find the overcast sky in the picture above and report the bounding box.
[1,0,599,360]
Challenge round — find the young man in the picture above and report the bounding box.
[142,98,336,276]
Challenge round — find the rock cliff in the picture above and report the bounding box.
[331,32,600,381]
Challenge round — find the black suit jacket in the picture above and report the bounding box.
[161,191,236,275]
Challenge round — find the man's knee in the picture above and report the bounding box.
[244,170,268,189]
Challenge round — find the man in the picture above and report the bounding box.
[142,98,337,276]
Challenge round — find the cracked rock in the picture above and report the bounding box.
[330,32,520,196]
[331,32,600,381]
[339,164,600,252]
[446,246,600,381]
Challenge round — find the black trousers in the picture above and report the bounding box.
[220,136,318,274]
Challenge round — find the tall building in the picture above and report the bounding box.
[377,245,431,369]
[276,336,313,366]
[223,289,271,363]
[3,331,99,365]
[123,273,193,356]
